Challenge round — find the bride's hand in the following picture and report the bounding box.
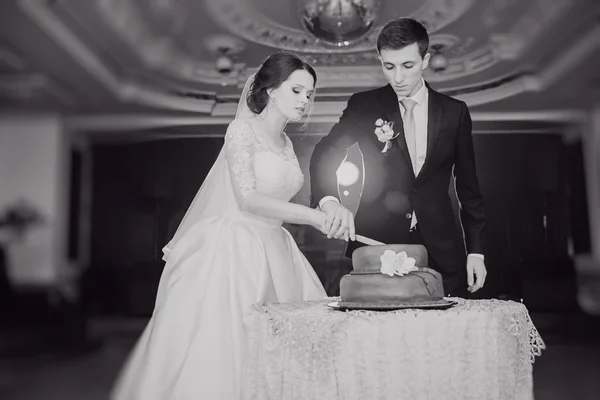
[310,210,330,235]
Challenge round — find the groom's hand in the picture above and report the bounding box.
[467,257,487,293]
[321,201,356,241]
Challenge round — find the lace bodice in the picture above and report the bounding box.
[224,118,304,207]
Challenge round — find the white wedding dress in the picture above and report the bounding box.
[111,118,327,400]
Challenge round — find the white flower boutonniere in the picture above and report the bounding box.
[380,250,418,277]
[374,118,399,153]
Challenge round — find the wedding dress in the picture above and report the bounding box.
[110,116,327,399]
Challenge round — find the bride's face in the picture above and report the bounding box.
[269,69,315,121]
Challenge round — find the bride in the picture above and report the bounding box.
[111,53,332,399]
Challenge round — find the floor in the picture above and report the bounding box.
[0,314,599,400]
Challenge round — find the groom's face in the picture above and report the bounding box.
[378,43,430,99]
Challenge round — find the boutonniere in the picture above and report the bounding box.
[374,118,399,153]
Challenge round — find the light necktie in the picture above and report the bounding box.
[401,98,418,229]
[400,98,417,172]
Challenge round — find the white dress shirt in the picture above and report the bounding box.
[400,78,429,178]
[399,78,428,230]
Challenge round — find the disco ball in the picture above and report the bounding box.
[299,0,382,47]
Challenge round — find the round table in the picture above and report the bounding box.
[242,298,545,400]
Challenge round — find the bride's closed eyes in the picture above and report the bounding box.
[292,86,313,100]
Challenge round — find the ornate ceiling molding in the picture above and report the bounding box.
[92,0,575,87]
[19,0,217,112]
[317,21,600,104]
[147,0,189,35]
[67,32,598,128]
[435,0,575,79]
[34,0,598,128]
[0,43,28,72]
[95,0,245,86]
[15,0,594,117]
[93,0,485,85]
[0,43,72,105]
[486,0,575,62]
[205,0,475,53]
[0,72,73,105]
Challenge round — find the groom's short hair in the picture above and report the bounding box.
[376,18,429,58]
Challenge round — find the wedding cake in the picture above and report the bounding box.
[339,244,451,308]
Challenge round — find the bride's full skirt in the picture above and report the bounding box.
[111,212,327,400]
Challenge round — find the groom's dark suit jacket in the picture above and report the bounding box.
[309,82,485,274]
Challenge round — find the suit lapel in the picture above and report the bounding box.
[416,83,442,180]
[379,85,414,175]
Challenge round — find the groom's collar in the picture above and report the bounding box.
[397,78,428,105]
[379,80,436,113]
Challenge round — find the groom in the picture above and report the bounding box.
[309,18,486,297]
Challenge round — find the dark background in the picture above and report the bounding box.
[83,132,589,316]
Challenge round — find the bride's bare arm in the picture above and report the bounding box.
[224,120,326,230]
[244,192,324,228]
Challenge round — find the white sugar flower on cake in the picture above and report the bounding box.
[380,250,418,277]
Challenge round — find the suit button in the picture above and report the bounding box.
[405,213,412,219]
[412,189,417,193]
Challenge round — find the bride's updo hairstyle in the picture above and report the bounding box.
[247,52,317,114]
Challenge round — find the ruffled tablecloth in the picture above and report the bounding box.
[242,298,545,400]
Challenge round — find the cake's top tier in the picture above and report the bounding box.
[352,244,428,273]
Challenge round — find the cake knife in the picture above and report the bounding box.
[354,234,385,246]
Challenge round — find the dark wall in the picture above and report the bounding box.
[466,134,575,305]
[565,140,591,254]
[90,138,223,314]
[88,133,586,314]
[67,148,82,261]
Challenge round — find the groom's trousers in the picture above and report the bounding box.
[407,225,468,298]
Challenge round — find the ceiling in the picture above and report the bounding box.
[0,0,598,136]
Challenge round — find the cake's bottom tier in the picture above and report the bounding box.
[340,272,444,303]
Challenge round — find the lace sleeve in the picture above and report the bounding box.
[225,119,256,208]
